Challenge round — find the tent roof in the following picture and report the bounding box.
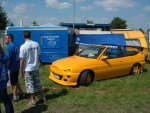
[76,34,126,46]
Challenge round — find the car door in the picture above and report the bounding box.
[103,46,135,78]
[95,46,129,80]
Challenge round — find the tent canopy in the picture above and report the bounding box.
[76,34,126,46]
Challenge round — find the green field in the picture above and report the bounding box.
[1,63,150,113]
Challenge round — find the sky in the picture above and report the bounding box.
[1,0,150,31]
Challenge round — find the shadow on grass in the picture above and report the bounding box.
[21,89,67,113]
[21,104,48,113]
[8,93,31,102]
[45,88,68,100]
[143,68,148,72]
[146,59,150,64]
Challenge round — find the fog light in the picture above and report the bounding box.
[67,75,71,78]
[64,79,67,81]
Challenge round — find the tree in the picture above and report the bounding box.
[87,20,94,24]
[31,20,38,26]
[7,19,15,26]
[0,3,8,30]
[139,28,144,34]
[59,21,64,26]
[10,22,15,26]
[110,17,127,29]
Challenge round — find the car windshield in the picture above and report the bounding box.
[76,46,105,59]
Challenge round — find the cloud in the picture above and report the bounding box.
[7,16,60,27]
[67,17,110,24]
[45,0,72,9]
[68,0,85,3]
[132,14,145,20]
[13,3,34,14]
[80,6,93,12]
[36,17,60,25]
[98,17,110,23]
[94,0,135,11]
[45,0,59,8]
[85,17,110,23]
[59,2,72,9]
[144,6,150,11]
[13,3,27,13]
[76,0,86,3]
[1,1,8,7]
[6,3,35,26]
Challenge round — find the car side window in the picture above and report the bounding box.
[103,47,119,59]
[103,46,141,59]
[121,46,138,57]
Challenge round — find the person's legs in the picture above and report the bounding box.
[30,93,36,105]
[1,88,14,113]
[7,70,11,87]
[17,82,24,99]
[10,71,23,100]
[16,71,24,99]
[15,71,23,95]
[33,70,45,102]
[11,85,17,101]
[25,70,45,105]
[10,71,18,101]
[25,71,37,105]
[17,82,23,94]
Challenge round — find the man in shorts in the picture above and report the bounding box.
[20,30,45,105]
[5,34,23,101]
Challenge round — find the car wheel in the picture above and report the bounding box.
[130,64,141,75]
[80,70,93,86]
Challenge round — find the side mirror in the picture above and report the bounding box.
[100,55,108,60]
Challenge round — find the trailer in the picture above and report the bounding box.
[6,26,70,63]
[112,30,148,60]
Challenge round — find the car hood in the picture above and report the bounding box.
[52,55,97,70]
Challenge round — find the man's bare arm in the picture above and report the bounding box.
[20,58,25,78]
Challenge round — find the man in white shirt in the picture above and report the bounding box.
[20,30,45,105]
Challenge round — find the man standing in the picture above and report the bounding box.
[0,44,14,113]
[5,34,23,101]
[20,31,45,105]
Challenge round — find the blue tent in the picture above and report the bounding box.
[76,34,126,46]
[6,25,69,63]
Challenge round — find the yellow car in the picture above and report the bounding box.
[49,45,145,86]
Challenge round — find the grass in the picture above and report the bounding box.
[1,63,150,113]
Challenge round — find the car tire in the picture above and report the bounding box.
[80,70,93,86]
[130,64,141,75]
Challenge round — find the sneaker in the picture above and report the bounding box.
[7,82,11,87]
[13,96,18,101]
[42,96,46,102]
[36,97,46,105]
[28,100,36,106]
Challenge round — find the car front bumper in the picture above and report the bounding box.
[49,67,80,86]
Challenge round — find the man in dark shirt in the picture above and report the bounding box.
[5,34,23,101]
